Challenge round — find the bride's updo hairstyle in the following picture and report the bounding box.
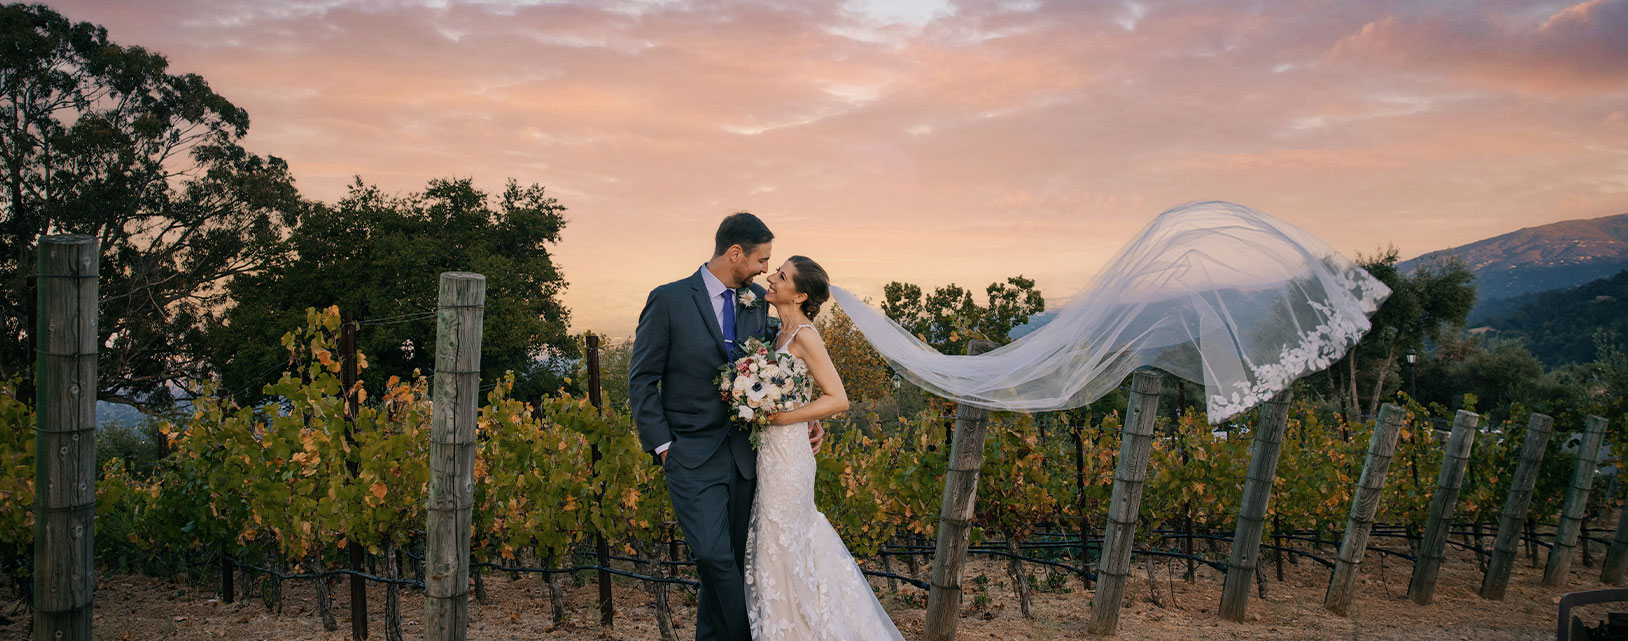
[788,256,830,321]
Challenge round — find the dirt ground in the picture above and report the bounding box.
[0,539,1608,640]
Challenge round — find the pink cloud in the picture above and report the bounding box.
[1332,0,1628,93]
[39,0,1628,336]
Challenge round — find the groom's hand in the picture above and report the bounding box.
[808,420,824,455]
[659,450,667,465]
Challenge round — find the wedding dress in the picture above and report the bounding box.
[744,323,906,641]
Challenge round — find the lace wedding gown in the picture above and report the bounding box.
[744,324,906,641]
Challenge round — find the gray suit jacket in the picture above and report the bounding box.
[629,268,773,471]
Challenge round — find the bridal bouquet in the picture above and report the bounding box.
[715,337,811,447]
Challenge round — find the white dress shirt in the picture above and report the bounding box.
[656,265,732,457]
[699,264,732,335]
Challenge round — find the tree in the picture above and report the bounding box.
[880,275,1045,355]
[1413,333,1575,429]
[0,4,302,408]
[207,177,573,403]
[1594,330,1628,413]
[1311,248,1475,419]
[1447,339,1543,413]
[594,336,633,412]
[816,304,893,403]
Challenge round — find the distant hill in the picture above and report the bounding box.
[97,400,148,428]
[1398,212,1628,322]
[1476,269,1628,367]
[1009,310,1058,339]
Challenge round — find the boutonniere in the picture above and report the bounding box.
[736,286,763,310]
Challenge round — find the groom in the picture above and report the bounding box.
[629,212,823,641]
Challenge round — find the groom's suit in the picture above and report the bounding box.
[630,266,771,641]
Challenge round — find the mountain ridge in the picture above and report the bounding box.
[1398,212,1628,318]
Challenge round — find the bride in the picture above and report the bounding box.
[746,255,906,641]
[733,201,1389,638]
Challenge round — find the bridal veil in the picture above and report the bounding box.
[830,201,1391,423]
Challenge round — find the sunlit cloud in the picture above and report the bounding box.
[1331,0,1628,94]
[46,0,1628,336]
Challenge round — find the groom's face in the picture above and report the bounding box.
[734,242,773,286]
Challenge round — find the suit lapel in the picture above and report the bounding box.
[738,284,767,345]
[688,271,729,360]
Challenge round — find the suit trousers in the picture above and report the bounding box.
[665,430,756,641]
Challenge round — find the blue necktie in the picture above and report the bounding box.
[721,289,737,360]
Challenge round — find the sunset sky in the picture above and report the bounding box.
[49,0,1628,337]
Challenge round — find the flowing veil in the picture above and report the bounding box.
[830,201,1391,423]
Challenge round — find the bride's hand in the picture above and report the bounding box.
[767,412,805,428]
[808,420,823,454]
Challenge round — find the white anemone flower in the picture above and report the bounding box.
[746,381,770,405]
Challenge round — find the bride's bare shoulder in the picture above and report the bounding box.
[789,324,828,356]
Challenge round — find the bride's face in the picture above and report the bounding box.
[765,260,803,307]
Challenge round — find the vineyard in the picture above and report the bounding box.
[7,295,1628,639]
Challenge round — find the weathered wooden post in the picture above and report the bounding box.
[1480,412,1554,599]
[1323,403,1405,616]
[33,235,98,641]
[1544,415,1610,587]
[1073,423,1094,588]
[340,309,369,640]
[924,339,997,641]
[1407,410,1479,605]
[221,556,234,605]
[1219,390,1291,622]
[1087,370,1162,636]
[425,272,485,641]
[586,334,615,627]
[1601,479,1628,584]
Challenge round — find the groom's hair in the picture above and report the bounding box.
[714,212,774,257]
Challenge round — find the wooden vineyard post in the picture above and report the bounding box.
[924,339,997,641]
[1086,370,1163,636]
[425,272,485,641]
[586,334,614,626]
[33,235,99,641]
[1074,424,1094,589]
[1219,390,1291,622]
[1407,410,1479,605]
[1544,415,1610,587]
[221,557,234,604]
[341,309,369,640]
[1480,412,1554,599]
[1323,403,1405,616]
[1601,478,1628,584]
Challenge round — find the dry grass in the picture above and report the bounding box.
[0,540,1597,640]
